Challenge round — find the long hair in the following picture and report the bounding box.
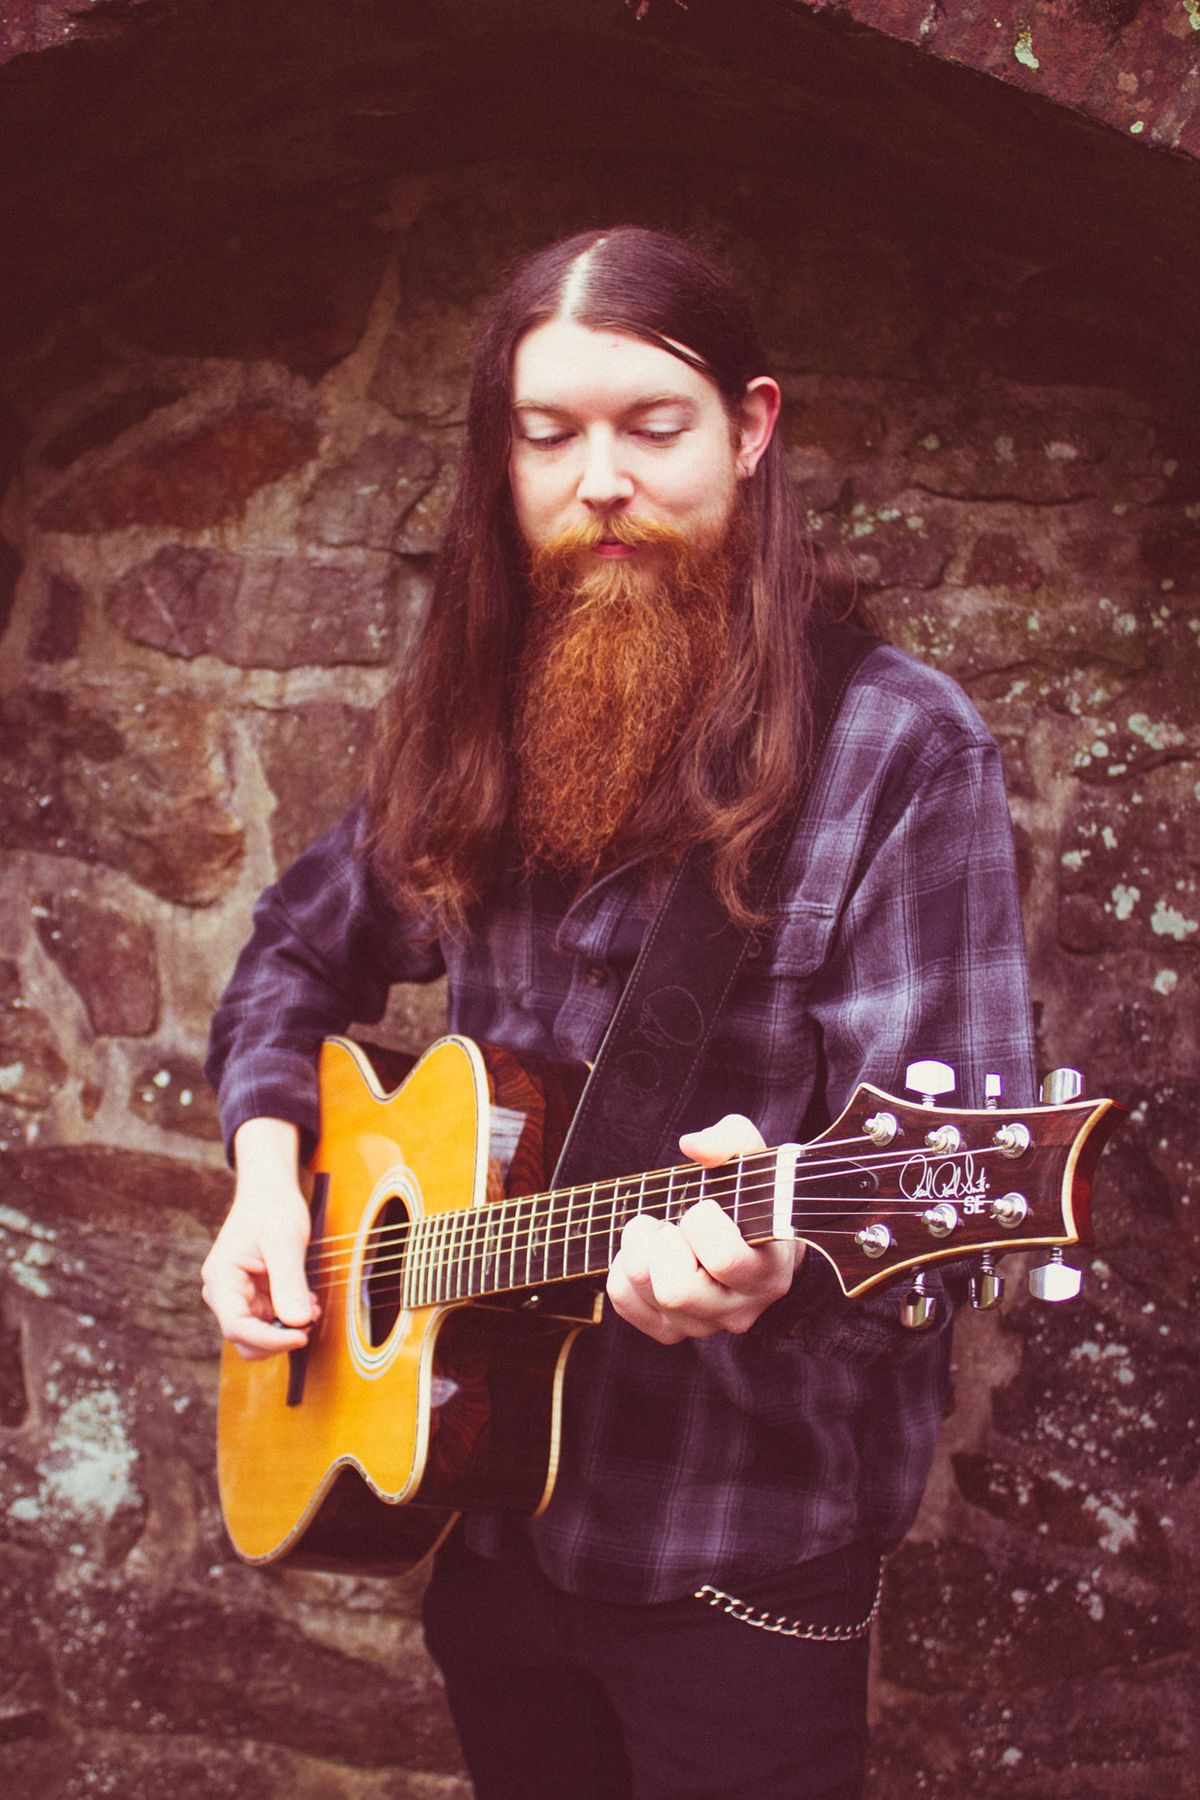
[366,226,851,933]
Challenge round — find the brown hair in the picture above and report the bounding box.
[366,225,852,933]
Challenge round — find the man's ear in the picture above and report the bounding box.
[736,377,781,478]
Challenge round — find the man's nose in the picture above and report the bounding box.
[577,431,635,510]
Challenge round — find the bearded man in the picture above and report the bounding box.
[202,227,1035,1800]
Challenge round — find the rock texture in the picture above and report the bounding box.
[0,2,1195,1795]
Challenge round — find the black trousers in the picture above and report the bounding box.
[422,1531,875,1800]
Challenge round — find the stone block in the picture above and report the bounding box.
[0,1144,229,1356]
[951,1452,1171,1579]
[255,701,376,871]
[36,407,320,533]
[0,686,244,905]
[107,544,414,670]
[129,1053,220,1143]
[33,891,158,1037]
[904,401,1154,504]
[395,463,458,556]
[300,432,441,550]
[841,510,954,592]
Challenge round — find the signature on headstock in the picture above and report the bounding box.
[900,1152,990,1214]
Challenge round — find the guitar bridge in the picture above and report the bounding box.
[286,1171,329,1408]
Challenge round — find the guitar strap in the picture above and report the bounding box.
[551,617,880,1188]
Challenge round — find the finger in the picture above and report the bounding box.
[617,1211,668,1287]
[643,1220,719,1314]
[678,1198,768,1287]
[606,1256,687,1345]
[679,1113,766,1168]
[265,1239,319,1330]
[228,1315,312,1361]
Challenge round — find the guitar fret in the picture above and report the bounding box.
[425,1214,437,1307]
[400,1222,414,1311]
[525,1196,536,1287]
[411,1217,424,1309]
[474,1209,485,1294]
[450,1205,464,1301]
[425,1215,438,1306]
[437,1208,450,1304]
[409,1218,422,1308]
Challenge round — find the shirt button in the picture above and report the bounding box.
[584,963,608,987]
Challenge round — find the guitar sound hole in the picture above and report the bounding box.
[362,1197,411,1347]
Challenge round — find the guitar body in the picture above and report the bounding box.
[217,1035,591,1572]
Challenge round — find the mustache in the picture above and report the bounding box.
[528,514,692,571]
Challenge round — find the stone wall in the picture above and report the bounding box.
[0,3,1197,1795]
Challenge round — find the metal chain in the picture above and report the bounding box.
[693,1560,883,1643]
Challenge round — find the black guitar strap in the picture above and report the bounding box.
[551,617,879,1188]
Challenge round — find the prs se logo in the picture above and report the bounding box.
[899,1153,990,1215]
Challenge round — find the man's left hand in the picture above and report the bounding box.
[606,1114,805,1344]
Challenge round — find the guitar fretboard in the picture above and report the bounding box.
[399,1158,773,1308]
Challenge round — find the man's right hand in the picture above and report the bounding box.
[200,1118,319,1360]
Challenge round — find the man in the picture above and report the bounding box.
[202,226,1035,1799]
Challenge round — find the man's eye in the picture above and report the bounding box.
[521,432,572,451]
[635,428,683,445]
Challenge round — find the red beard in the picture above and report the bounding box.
[513,513,744,879]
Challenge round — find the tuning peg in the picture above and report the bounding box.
[905,1059,956,1106]
[984,1073,1003,1109]
[901,1269,938,1331]
[1040,1067,1083,1104]
[1028,1249,1082,1302]
[969,1253,1005,1310]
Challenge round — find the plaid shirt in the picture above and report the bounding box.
[207,640,1035,1602]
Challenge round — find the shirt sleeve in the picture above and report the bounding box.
[204,800,445,1163]
[763,731,1036,1360]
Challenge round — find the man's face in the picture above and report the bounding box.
[510,317,753,577]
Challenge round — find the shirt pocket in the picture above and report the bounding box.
[762,897,839,980]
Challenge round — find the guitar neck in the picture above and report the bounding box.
[403,1151,788,1309]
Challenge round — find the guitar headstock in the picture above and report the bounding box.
[792,1064,1122,1313]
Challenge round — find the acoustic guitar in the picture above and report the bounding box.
[216,1034,1119,1574]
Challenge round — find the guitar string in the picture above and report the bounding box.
[300,1144,1021,1289]
[289,1130,931,1259]
[300,1168,1012,1286]
[299,1141,1018,1282]
[297,1136,1014,1274]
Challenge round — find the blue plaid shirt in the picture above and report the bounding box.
[207,640,1035,1601]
